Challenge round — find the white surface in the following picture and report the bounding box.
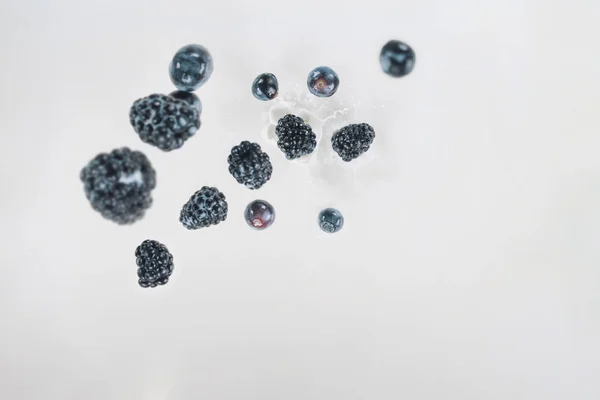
[1,1,600,399]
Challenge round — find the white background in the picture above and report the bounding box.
[1,0,599,399]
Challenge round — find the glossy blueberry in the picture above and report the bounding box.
[380,40,415,78]
[252,73,278,101]
[169,44,214,91]
[244,200,275,230]
[307,66,339,97]
[318,208,344,233]
[170,90,202,114]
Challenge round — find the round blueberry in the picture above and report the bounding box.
[252,73,279,101]
[170,90,202,114]
[169,44,214,91]
[380,40,415,78]
[245,200,275,230]
[307,66,339,97]
[318,208,344,233]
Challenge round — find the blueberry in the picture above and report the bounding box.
[307,66,339,97]
[245,200,275,230]
[380,40,415,77]
[135,240,174,288]
[170,90,202,114]
[169,44,214,91]
[318,208,344,233]
[252,73,279,101]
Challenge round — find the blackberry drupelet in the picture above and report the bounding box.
[80,147,156,224]
[275,114,317,160]
[180,187,228,229]
[228,141,273,189]
[129,94,200,152]
[331,123,376,162]
[135,240,174,288]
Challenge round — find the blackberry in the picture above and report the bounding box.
[227,141,273,189]
[135,240,174,288]
[245,199,275,230]
[331,123,376,162]
[275,114,317,160]
[180,187,228,229]
[80,147,156,224]
[129,94,200,152]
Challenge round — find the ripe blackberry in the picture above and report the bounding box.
[227,141,273,189]
[135,240,174,288]
[180,187,228,229]
[275,114,317,160]
[80,147,156,224]
[129,94,200,152]
[331,123,376,162]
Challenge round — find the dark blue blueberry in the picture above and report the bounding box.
[80,147,156,224]
[245,200,275,230]
[331,123,375,162]
[318,208,344,233]
[169,44,214,91]
[170,90,202,114]
[307,66,339,97]
[380,40,415,77]
[135,240,174,288]
[180,187,228,229]
[129,94,200,151]
[228,141,273,189]
[252,73,279,101]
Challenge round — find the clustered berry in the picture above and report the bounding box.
[331,123,376,162]
[275,114,317,160]
[135,240,174,288]
[80,147,156,224]
[82,39,414,287]
[228,141,273,189]
[180,186,228,230]
[129,94,200,152]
